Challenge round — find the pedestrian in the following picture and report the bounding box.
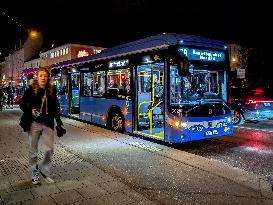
[6,83,14,109]
[19,67,66,185]
[0,85,4,111]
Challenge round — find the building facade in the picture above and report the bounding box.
[23,57,41,70]
[227,44,242,72]
[3,48,24,85]
[0,62,4,84]
[40,44,104,68]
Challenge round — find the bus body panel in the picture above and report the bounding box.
[59,95,68,116]
[80,97,133,133]
[165,113,233,143]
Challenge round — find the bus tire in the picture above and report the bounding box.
[232,109,244,125]
[107,111,125,132]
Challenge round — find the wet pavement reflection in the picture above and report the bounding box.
[173,120,273,185]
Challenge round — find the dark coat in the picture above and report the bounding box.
[19,87,63,131]
[0,88,3,100]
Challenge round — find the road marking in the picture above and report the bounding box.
[128,141,162,152]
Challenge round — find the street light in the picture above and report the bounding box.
[29,30,38,38]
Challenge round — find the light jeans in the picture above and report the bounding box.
[29,122,54,177]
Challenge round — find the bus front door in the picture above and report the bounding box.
[68,72,80,118]
[136,63,164,140]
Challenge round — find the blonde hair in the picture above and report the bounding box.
[32,67,54,96]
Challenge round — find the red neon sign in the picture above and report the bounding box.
[77,49,90,58]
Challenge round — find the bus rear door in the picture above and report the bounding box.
[135,62,164,140]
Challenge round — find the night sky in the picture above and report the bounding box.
[0,0,270,62]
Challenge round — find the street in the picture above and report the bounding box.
[173,122,273,185]
[0,108,272,205]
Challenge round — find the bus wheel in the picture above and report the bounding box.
[232,110,244,125]
[109,112,124,132]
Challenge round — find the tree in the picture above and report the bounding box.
[243,47,268,89]
[240,46,252,70]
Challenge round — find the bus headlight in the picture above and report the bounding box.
[174,121,187,128]
[174,121,180,127]
[181,122,187,128]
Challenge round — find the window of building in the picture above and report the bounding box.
[56,50,59,57]
[65,48,69,54]
[60,49,63,56]
[50,52,54,58]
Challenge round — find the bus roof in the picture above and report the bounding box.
[53,33,226,69]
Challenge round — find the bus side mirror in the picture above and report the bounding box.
[168,46,189,76]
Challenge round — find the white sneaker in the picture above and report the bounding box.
[43,176,55,184]
[39,169,55,183]
[31,169,40,185]
[32,178,40,185]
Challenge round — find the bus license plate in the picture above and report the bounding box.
[264,102,271,107]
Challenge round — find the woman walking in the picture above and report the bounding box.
[20,67,65,184]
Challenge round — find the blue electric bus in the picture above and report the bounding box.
[52,33,233,143]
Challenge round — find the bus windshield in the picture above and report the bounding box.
[170,64,225,106]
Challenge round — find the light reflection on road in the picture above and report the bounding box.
[175,121,273,185]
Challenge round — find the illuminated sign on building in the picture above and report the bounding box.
[108,59,129,68]
[179,47,225,62]
[93,49,102,54]
[77,49,90,58]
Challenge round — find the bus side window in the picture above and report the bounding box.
[92,71,105,97]
[81,73,92,97]
[106,68,131,98]
[59,74,68,95]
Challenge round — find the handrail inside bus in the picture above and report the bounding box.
[148,100,163,135]
[138,101,153,118]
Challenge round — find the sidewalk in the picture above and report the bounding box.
[0,108,273,205]
[0,110,155,205]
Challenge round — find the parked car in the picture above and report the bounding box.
[230,87,273,125]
